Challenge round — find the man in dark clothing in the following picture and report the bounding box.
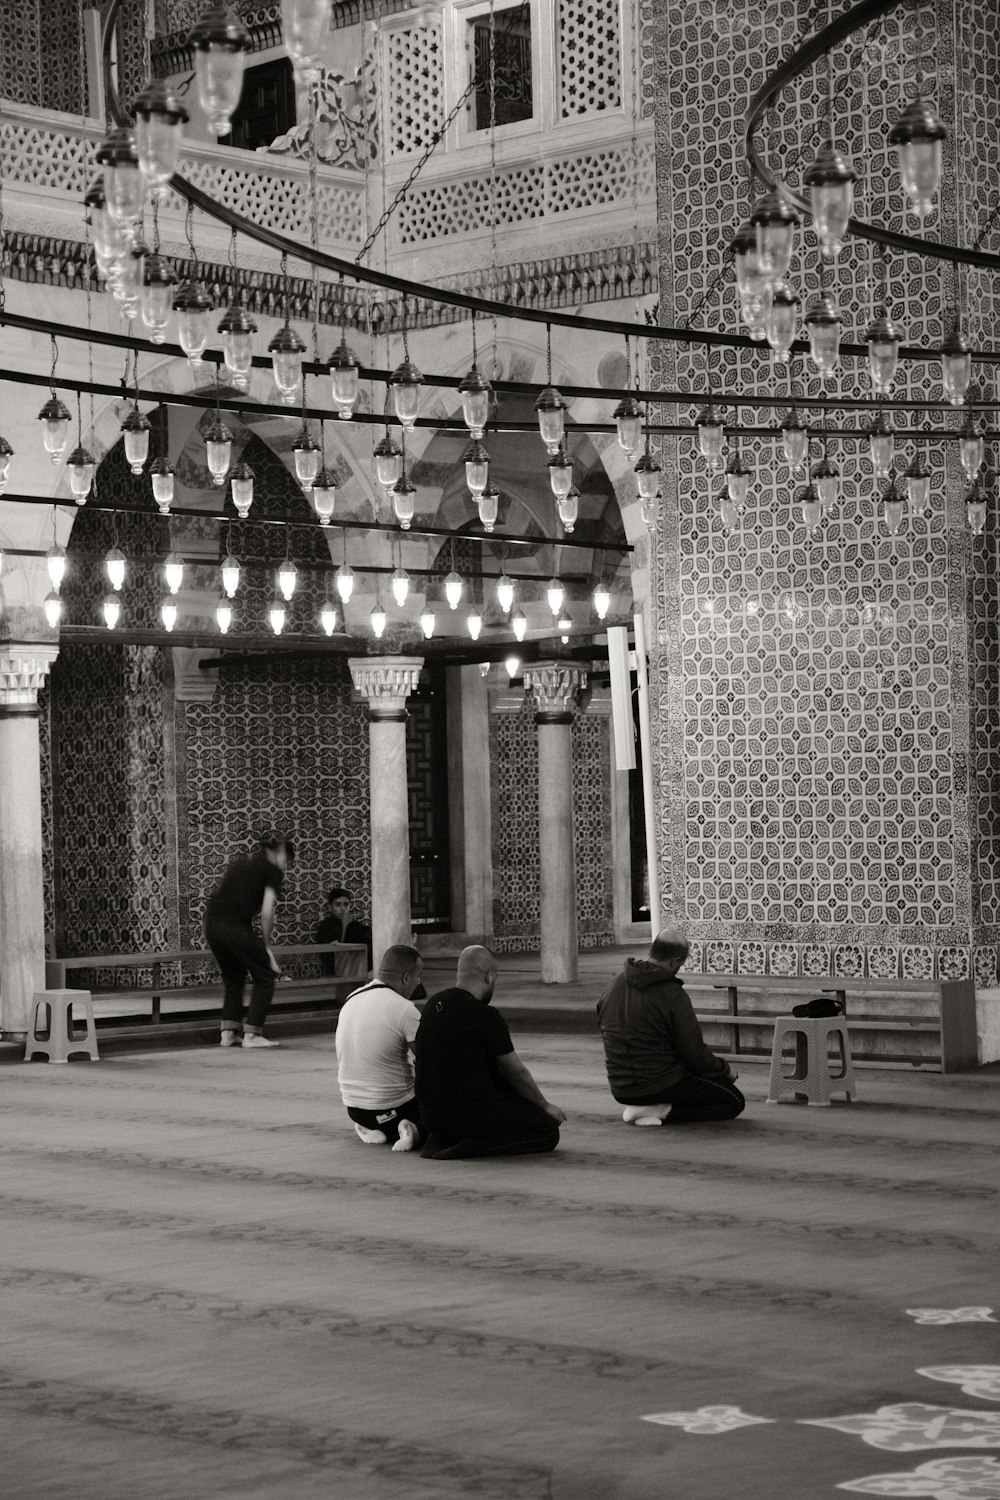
[414,945,566,1160]
[204,834,294,1050]
[597,928,745,1125]
[315,886,373,977]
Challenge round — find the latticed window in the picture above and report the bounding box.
[466,2,534,131]
[386,20,445,158]
[557,0,622,118]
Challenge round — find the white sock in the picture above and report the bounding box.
[391,1119,420,1153]
[354,1123,388,1145]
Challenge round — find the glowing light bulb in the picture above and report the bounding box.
[546,578,564,616]
[336,561,354,603]
[160,597,178,631]
[46,544,67,590]
[164,551,185,594]
[505,655,520,679]
[216,598,233,633]
[320,600,338,636]
[370,602,387,639]
[44,590,63,629]
[592,584,610,621]
[445,570,463,609]
[391,567,410,607]
[105,546,126,591]
[277,559,297,601]
[292,429,321,490]
[66,445,96,501]
[221,555,241,598]
[512,610,527,642]
[150,458,175,512]
[496,574,515,613]
[103,594,121,630]
[311,469,337,525]
[467,611,482,641]
[420,608,436,639]
[229,461,254,516]
[269,598,286,634]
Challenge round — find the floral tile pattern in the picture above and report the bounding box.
[838,1455,1000,1497]
[641,1405,774,1435]
[907,1310,998,1327]
[804,1404,1000,1452]
[918,1368,1000,1403]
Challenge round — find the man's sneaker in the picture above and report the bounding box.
[354,1123,388,1145]
[242,1033,281,1049]
[391,1119,420,1153]
[220,1031,241,1048]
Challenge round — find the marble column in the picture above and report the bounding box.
[349,656,423,967]
[0,644,58,1037]
[524,661,588,984]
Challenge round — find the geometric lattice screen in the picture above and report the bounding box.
[386,21,444,157]
[557,0,621,117]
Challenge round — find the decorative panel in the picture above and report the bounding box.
[0,0,88,115]
[37,683,55,945]
[385,20,444,158]
[557,0,621,119]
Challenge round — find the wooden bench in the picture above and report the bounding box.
[683,972,979,1073]
[44,943,369,1031]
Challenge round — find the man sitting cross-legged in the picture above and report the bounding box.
[335,944,424,1152]
[414,945,566,1161]
[597,928,745,1126]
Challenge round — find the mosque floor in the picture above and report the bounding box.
[2,1032,999,1500]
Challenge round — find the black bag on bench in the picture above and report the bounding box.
[792,996,846,1018]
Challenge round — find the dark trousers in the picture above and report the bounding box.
[615,1073,746,1124]
[423,1095,560,1158]
[347,1098,422,1145]
[205,918,275,1033]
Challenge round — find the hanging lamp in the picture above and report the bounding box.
[867,411,896,480]
[804,140,855,260]
[229,459,254,515]
[865,310,902,396]
[188,1,251,136]
[133,78,189,195]
[329,335,361,419]
[888,94,946,222]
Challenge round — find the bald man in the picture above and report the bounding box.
[597,929,745,1126]
[336,944,424,1151]
[414,945,566,1160]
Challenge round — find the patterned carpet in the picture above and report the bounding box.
[2,1035,998,1499]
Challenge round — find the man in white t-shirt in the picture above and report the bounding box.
[335,944,424,1152]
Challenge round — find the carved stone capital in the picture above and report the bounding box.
[349,656,424,722]
[0,643,59,714]
[523,661,588,725]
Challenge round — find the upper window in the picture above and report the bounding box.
[466,2,534,131]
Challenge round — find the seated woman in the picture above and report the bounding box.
[315,886,373,976]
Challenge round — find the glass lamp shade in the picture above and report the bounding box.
[373,431,402,490]
[865,311,901,396]
[478,482,500,532]
[116,239,146,311]
[496,574,515,613]
[804,140,856,259]
[765,280,799,361]
[464,440,490,499]
[640,494,660,528]
[282,0,329,81]
[216,598,233,634]
[959,414,985,484]
[512,610,528,642]
[46,544,68,590]
[749,187,799,281]
[505,655,520,679]
[940,327,973,406]
[634,446,662,499]
[444,571,464,609]
[719,496,739,531]
[967,485,988,536]
[140,253,176,343]
[534,387,566,454]
[695,404,726,469]
[390,357,423,431]
[160,597,178,632]
[229,461,254,516]
[221,554,241,598]
[420,608,436,639]
[391,567,410,608]
[217,304,257,381]
[320,600,338,636]
[188,1,251,136]
[370,603,387,639]
[613,395,644,456]
[38,396,72,461]
[311,468,337,525]
[44,590,63,629]
[392,475,417,529]
[102,594,122,630]
[0,434,13,492]
[867,412,896,479]
[467,612,483,642]
[547,445,573,500]
[66,445,96,500]
[740,287,772,341]
[593,585,610,620]
[277,559,298,602]
[557,614,572,638]
[95,127,143,236]
[84,178,128,261]
[804,291,842,379]
[724,451,751,511]
[557,486,579,533]
[546,578,565,616]
[104,547,126,592]
[292,430,322,490]
[730,221,770,299]
[269,599,286,635]
[133,78,189,194]
[798,482,822,535]
[121,407,151,475]
[95,247,126,287]
[163,551,185,594]
[268,324,306,404]
[779,411,809,475]
[458,363,491,439]
[813,454,840,512]
[882,483,906,536]
[328,337,360,418]
[903,454,932,518]
[888,95,946,220]
[205,418,234,486]
[173,279,214,362]
[335,562,355,603]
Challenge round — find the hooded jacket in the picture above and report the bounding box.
[596,958,730,1098]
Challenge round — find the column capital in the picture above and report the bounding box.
[0,643,59,715]
[523,660,588,724]
[349,656,424,722]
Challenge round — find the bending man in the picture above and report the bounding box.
[597,928,745,1125]
[204,833,294,1049]
[335,944,424,1151]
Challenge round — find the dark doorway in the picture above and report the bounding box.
[222,57,296,152]
[406,662,452,929]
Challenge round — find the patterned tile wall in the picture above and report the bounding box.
[647,0,1000,982]
[0,0,88,115]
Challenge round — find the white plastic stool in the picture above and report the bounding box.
[24,989,99,1063]
[766,1015,854,1106]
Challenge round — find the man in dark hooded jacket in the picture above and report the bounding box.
[597,928,745,1125]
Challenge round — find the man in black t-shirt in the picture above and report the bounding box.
[204,834,295,1050]
[414,945,565,1160]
